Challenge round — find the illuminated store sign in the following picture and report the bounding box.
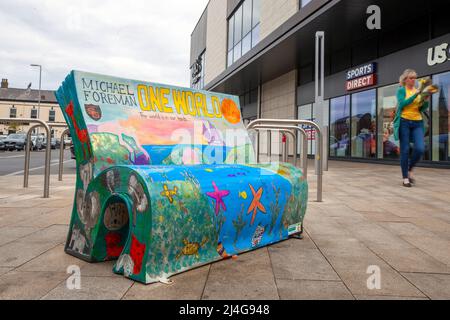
[346,62,377,91]
[427,43,449,67]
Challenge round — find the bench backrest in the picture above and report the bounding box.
[56,71,255,177]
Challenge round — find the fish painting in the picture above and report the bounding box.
[239,191,247,200]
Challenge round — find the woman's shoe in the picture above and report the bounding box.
[403,179,412,188]
[403,182,412,188]
[409,177,416,185]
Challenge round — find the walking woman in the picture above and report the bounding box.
[393,69,430,187]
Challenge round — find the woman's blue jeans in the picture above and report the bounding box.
[399,118,425,179]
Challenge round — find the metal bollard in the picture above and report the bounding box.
[59,129,70,181]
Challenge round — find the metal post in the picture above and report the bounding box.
[282,134,288,163]
[315,32,328,173]
[323,125,329,172]
[59,128,70,181]
[267,130,272,163]
[24,124,41,188]
[24,124,51,197]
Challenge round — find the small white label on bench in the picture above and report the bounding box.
[288,223,302,235]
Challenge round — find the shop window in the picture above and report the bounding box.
[309,100,329,155]
[432,72,450,162]
[351,90,376,158]
[330,96,350,157]
[227,0,261,67]
[377,84,401,159]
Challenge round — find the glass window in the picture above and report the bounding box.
[233,41,242,61]
[252,0,261,27]
[242,33,251,56]
[228,15,234,49]
[234,7,243,45]
[227,50,233,67]
[227,0,261,67]
[49,109,56,122]
[377,84,401,159]
[330,96,350,157]
[351,90,376,158]
[10,106,16,118]
[432,72,450,162]
[31,108,38,119]
[251,23,260,48]
[243,0,253,36]
[311,100,329,155]
[298,104,313,155]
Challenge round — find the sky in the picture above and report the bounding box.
[0,0,209,91]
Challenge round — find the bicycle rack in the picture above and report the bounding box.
[248,119,325,202]
[251,124,309,180]
[0,118,51,198]
[58,128,70,181]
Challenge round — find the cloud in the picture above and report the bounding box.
[0,0,209,90]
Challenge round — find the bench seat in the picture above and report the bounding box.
[57,71,308,284]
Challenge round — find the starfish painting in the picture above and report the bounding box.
[160,184,178,203]
[247,184,266,225]
[206,181,230,216]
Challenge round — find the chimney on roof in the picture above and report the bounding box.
[1,79,8,89]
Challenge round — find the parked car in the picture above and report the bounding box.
[0,135,6,150]
[3,133,28,151]
[49,138,62,149]
[31,135,45,151]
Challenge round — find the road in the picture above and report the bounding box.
[0,149,76,176]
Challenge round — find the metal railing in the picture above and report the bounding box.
[59,128,70,181]
[47,124,70,182]
[248,119,326,202]
[251,124,309,179]
[0,118,51,198]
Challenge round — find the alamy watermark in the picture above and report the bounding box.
[366,265,381,290]
[66,265,81,290]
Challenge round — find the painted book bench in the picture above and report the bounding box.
[56,71,308,284]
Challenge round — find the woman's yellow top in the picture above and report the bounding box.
[401,88,423,121]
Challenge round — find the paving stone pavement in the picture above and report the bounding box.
[0,161,449,300]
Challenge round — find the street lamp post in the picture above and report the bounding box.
[30,64,42,134]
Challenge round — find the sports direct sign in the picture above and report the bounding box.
[346,62,377,91]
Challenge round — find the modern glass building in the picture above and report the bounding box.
[190,0,450,167]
